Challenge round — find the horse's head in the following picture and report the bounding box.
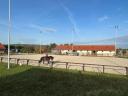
[39,57,44,63]
[49,56,54,61]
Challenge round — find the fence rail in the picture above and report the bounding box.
[0,57,128,75]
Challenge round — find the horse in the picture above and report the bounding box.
[39,56,54,64]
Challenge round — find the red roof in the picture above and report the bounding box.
[55,45,115,51]
[0,43,5,50]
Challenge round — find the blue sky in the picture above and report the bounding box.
[0,0,128,46]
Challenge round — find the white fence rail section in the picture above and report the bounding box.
[0,57,128,75]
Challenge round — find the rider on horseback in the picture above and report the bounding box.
[45,53,48,57]
[39,53,54,64]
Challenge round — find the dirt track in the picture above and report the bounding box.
[3,54,127,66]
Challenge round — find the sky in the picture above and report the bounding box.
[0,0,128,47]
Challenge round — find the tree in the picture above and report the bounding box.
[50,43,57,48]
[47,43,57,52]
[20,46,34,53]
[64,44,69,46]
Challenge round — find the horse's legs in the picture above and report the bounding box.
[39,58,42,63]
[38,60,40,63]
[47,60,49,64]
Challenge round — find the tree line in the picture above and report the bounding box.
[4,43,57,54]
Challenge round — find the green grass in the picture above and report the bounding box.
[117,56,128,59]
[0,63,128,96]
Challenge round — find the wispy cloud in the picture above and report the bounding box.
[58,0,79,36]
[29,24,56,32]
[124,20,128,24]
[19,38,38,44]
[0,20,20,30]
[98,16,109,22]
[74,35,128,47]
[117,8,122,11]
[0,22,7,27]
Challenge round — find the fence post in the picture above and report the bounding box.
[82,64,85,71]
[66,62,68,69]
[126,67,128,75]
[27,59,29,66]
[15,58,17,64]
[16,59,19,65]
[9,58,11,63]
[103,65,105,73]
[38,60,40,66]
[51,61,54,69]
[0,57,3,63]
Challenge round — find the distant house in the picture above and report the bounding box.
[0,43,5,54]
[54,45,116,56]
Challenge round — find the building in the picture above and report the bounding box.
[0,43,5,54]
[54,45,116,56]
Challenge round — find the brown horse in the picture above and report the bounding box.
[39,56,54,64]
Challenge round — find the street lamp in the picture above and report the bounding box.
[8,0,11,69]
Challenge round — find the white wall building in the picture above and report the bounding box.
[54,45,116,56]
[0,43,5,54]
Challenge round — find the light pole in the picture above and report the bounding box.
[71,28,74,51]
[40,31,42,54]
[115,25,118,56]
[8,0,11,69]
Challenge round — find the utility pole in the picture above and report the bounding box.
[8,0,11,69]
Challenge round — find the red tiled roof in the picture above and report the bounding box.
[55,45,115,51]
[0,43,5,49]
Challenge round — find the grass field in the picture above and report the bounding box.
[0,63,128,96]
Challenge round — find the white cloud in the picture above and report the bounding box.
[43,28,56,32]
[98,16,109,22]
[29,24,56,32]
